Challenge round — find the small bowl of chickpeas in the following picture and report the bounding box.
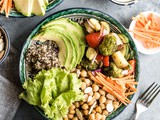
[0,25,10,64]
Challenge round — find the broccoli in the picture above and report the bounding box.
[80,58,98,70]
[103,62,123,78]
[98,34,117,56]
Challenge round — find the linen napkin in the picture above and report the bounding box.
[0,45,21,120]
[0,75,21,120]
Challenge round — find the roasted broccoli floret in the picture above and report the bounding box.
[98,34,117,56]
[103,62,123,78]
[80,58,98,70]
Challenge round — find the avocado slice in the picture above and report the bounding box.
[32,29,69,68]
[13,0,33,16]
[41,18,86,64]
[32,0,46,16]
[41,24,79,69]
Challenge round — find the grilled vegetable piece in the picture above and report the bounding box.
[112,51,129,68]
[86,47,97,60]
[100,21,110,34]
[98,34,117,56]
[103,62,123,78]
[88,18,101,31]
[81,58,99,70]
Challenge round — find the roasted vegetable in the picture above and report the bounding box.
[88,18,101,31]
[103,62,123,78]
[98,34,117,56]
[81,58,99,70]
[86,47,97,60]
[112,51,129,68]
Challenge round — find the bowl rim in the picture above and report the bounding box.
[110,0,139,6]
[19,7,140,120]
[129,11,160,55]
[0,25,10,64]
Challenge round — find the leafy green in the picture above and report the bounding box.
[19,68,83,120]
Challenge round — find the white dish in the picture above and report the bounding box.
[129,11,160,55]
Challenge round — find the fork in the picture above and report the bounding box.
[131,82,160,120]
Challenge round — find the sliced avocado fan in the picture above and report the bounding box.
[32,18,86,70]
[13,0,48,16]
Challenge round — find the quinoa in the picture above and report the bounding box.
[25,40,60,77]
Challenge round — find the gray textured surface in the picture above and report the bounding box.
[0,0,159,120]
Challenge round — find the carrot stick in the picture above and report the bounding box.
[0,0,4,5]
[6,0,12,17]
[0,0,7,13]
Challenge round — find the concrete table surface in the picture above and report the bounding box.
[0,0,159,120]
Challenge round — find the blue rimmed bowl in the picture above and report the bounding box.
[19,8,139,120]
[110,0,139,6]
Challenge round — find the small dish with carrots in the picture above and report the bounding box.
[129,11,160,55]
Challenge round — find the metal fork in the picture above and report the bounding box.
[131,82,160,120]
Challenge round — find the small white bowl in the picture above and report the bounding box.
[129,11,160,55]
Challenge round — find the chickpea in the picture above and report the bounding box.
[88,91,93,96]
[72,117,78,120]
[83,94,89,102]
[91,109,96,114]
[83,109,89,115]
[80,69,87,77]
[113,101,119,110]
[70,109,76,115]
[69,104,76,110]
[101,115,106,120]
[93,92,100,99]
[63,116,69,120]
[99,103,106,110]
[99,96,107,104]
[68,114,74,119]
[74,102,80,108]
[82,103,89,110]
[99,89,106,96]
[89,113,95,120]
[80,101,84,105]
[95,113,102,120]
[102,110,109,116]
[81,82,87,90]
[88,98,96,105]
[92,84,99,92]
[95,106,102,113]
[84,79,91,86]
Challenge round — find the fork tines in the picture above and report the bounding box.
[139,82,160,106]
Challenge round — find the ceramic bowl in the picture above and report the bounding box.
[110,0,139,5]
[19,8,139,120]
[129,11,160,55]
[0,26,10,64]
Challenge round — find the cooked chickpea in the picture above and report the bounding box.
[80,69,87,77]
[99,103,106,110]
[113,101,119,110]
[99,96,107,104]
[70,109,76,115]
[93,92,101,99]
[88,99,96,105]
[83,109,89,115]
[101,115,106,120]
[95,113,102,120]
[83,94,89,102]
[95,106,102,113]
[68,114,74,119]
[82,103,89,110]
[99,89,106,96]
[88,91,93,96]
[84,79,91,86]
[102,110,109,116]
[91,109,96,114]
[80,101,84,105]
[92,84,99,92]
[81,82,87,90]
[89,113,95,120]
[69,104,75,110]
[63,116,69,120]
[74,102,80,108]
[72,117,78,120]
